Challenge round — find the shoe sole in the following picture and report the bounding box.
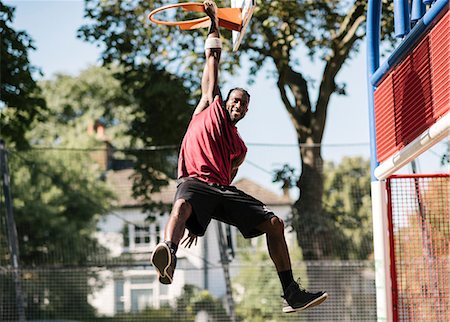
[151,243,173,284]
[282,292,328,313]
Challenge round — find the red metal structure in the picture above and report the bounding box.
[374,11,449,163]
[386,174,449,321]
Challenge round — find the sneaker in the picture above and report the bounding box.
[282,280,328,313]
[151,242,177,284]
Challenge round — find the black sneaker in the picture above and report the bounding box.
[282,280,328,313]
[151,242,177,284]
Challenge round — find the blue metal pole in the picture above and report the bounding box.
[394,0,411,37]
[370,0,449,87]
[412,0,426,22]
[366,0,382,180]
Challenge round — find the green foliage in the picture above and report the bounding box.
[78,0,239,86]
[272,164,297,191]
[80,0,201,213]
[78,1,395,255]
[273,156,372,259]
[322,157,372,259]
[176,284,230,321]
[33,65,188,217]
[234,241,306,322]
[91,306,185,322]
[23,270,98,320]
[8,149,114,265]
[1,148,114,321]
[121,64,192,216]
[33,66,136,149]
[243,0,395,75]
[87,288,229,322]
[0,2,46,149]
[240,0,394,260]
[0,268,95,321]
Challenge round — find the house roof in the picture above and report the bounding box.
[106,169,291,208]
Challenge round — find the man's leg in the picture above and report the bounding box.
[256,217,293,289]
[256,216,291,270]
[257,216,328,313]
[165,198,193,245]
[152,199,192,284]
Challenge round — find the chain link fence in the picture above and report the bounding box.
[1,261,376,322]
[0,145,406,321]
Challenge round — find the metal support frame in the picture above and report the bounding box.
[0,140,26,321]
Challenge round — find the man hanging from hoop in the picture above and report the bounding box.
[151,0,328,313]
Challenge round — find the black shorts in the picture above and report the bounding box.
[174,177,275,238]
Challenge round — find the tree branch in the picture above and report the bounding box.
[277,66,312,138]
[314,0,366,142]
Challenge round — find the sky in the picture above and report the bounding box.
[5,0,449,196]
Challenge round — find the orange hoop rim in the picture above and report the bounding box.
[148,2,209,27]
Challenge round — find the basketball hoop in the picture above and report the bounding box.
[149,1,256,51]
[148,2,242,31]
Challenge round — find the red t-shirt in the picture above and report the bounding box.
[177,97,247,185]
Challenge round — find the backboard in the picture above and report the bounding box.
[231,0,255,51]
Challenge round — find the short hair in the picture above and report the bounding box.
[224,87,251,105]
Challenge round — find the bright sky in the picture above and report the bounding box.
[6,0,448,195]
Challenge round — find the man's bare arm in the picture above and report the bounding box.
[193,0,221,116]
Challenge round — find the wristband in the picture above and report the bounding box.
[205,37,222,50]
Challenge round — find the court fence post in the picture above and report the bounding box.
[216,222,237,322]
[0,139,26,322]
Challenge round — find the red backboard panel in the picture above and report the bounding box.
[374,74,397,161]
[374,11,449,163]
[430,11,450,119]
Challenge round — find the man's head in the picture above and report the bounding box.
[224,88,250,124]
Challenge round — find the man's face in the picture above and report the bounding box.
[225,90,249,124]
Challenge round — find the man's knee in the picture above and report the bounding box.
[270,216,285,233]
[171,199,192,220]
[260,216,285,235]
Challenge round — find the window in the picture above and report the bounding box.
[130,289,153,313]
[155,225,161,244]
[122,226,129,248]
[113,271,170,313]
[114,279,125,313]
[123,223,162,252]
[134,225,150,245]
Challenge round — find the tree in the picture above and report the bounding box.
[271,157,373,320]
[0,2,46,149]
[321,157,372,259]
[242,0,395,259]
[33,64,191,216]
[79,0,395,257]
[233,239,306,322]
[1,148,114,320]
[79,0,196,214]
[274,156,372,259]
[9,149,114,265]
[1,67,123,320]
[31,66,136,149]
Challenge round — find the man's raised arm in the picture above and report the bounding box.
[193,0,221,115]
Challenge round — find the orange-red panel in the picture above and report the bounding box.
[374,74,397,162]
[374,10,449,163]
[430,11,449,119]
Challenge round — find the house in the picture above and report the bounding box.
[88,164,292,316]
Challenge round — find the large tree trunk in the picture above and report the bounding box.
[291,138,338,260]
[293,143,324,260]
[267,1,367,260]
